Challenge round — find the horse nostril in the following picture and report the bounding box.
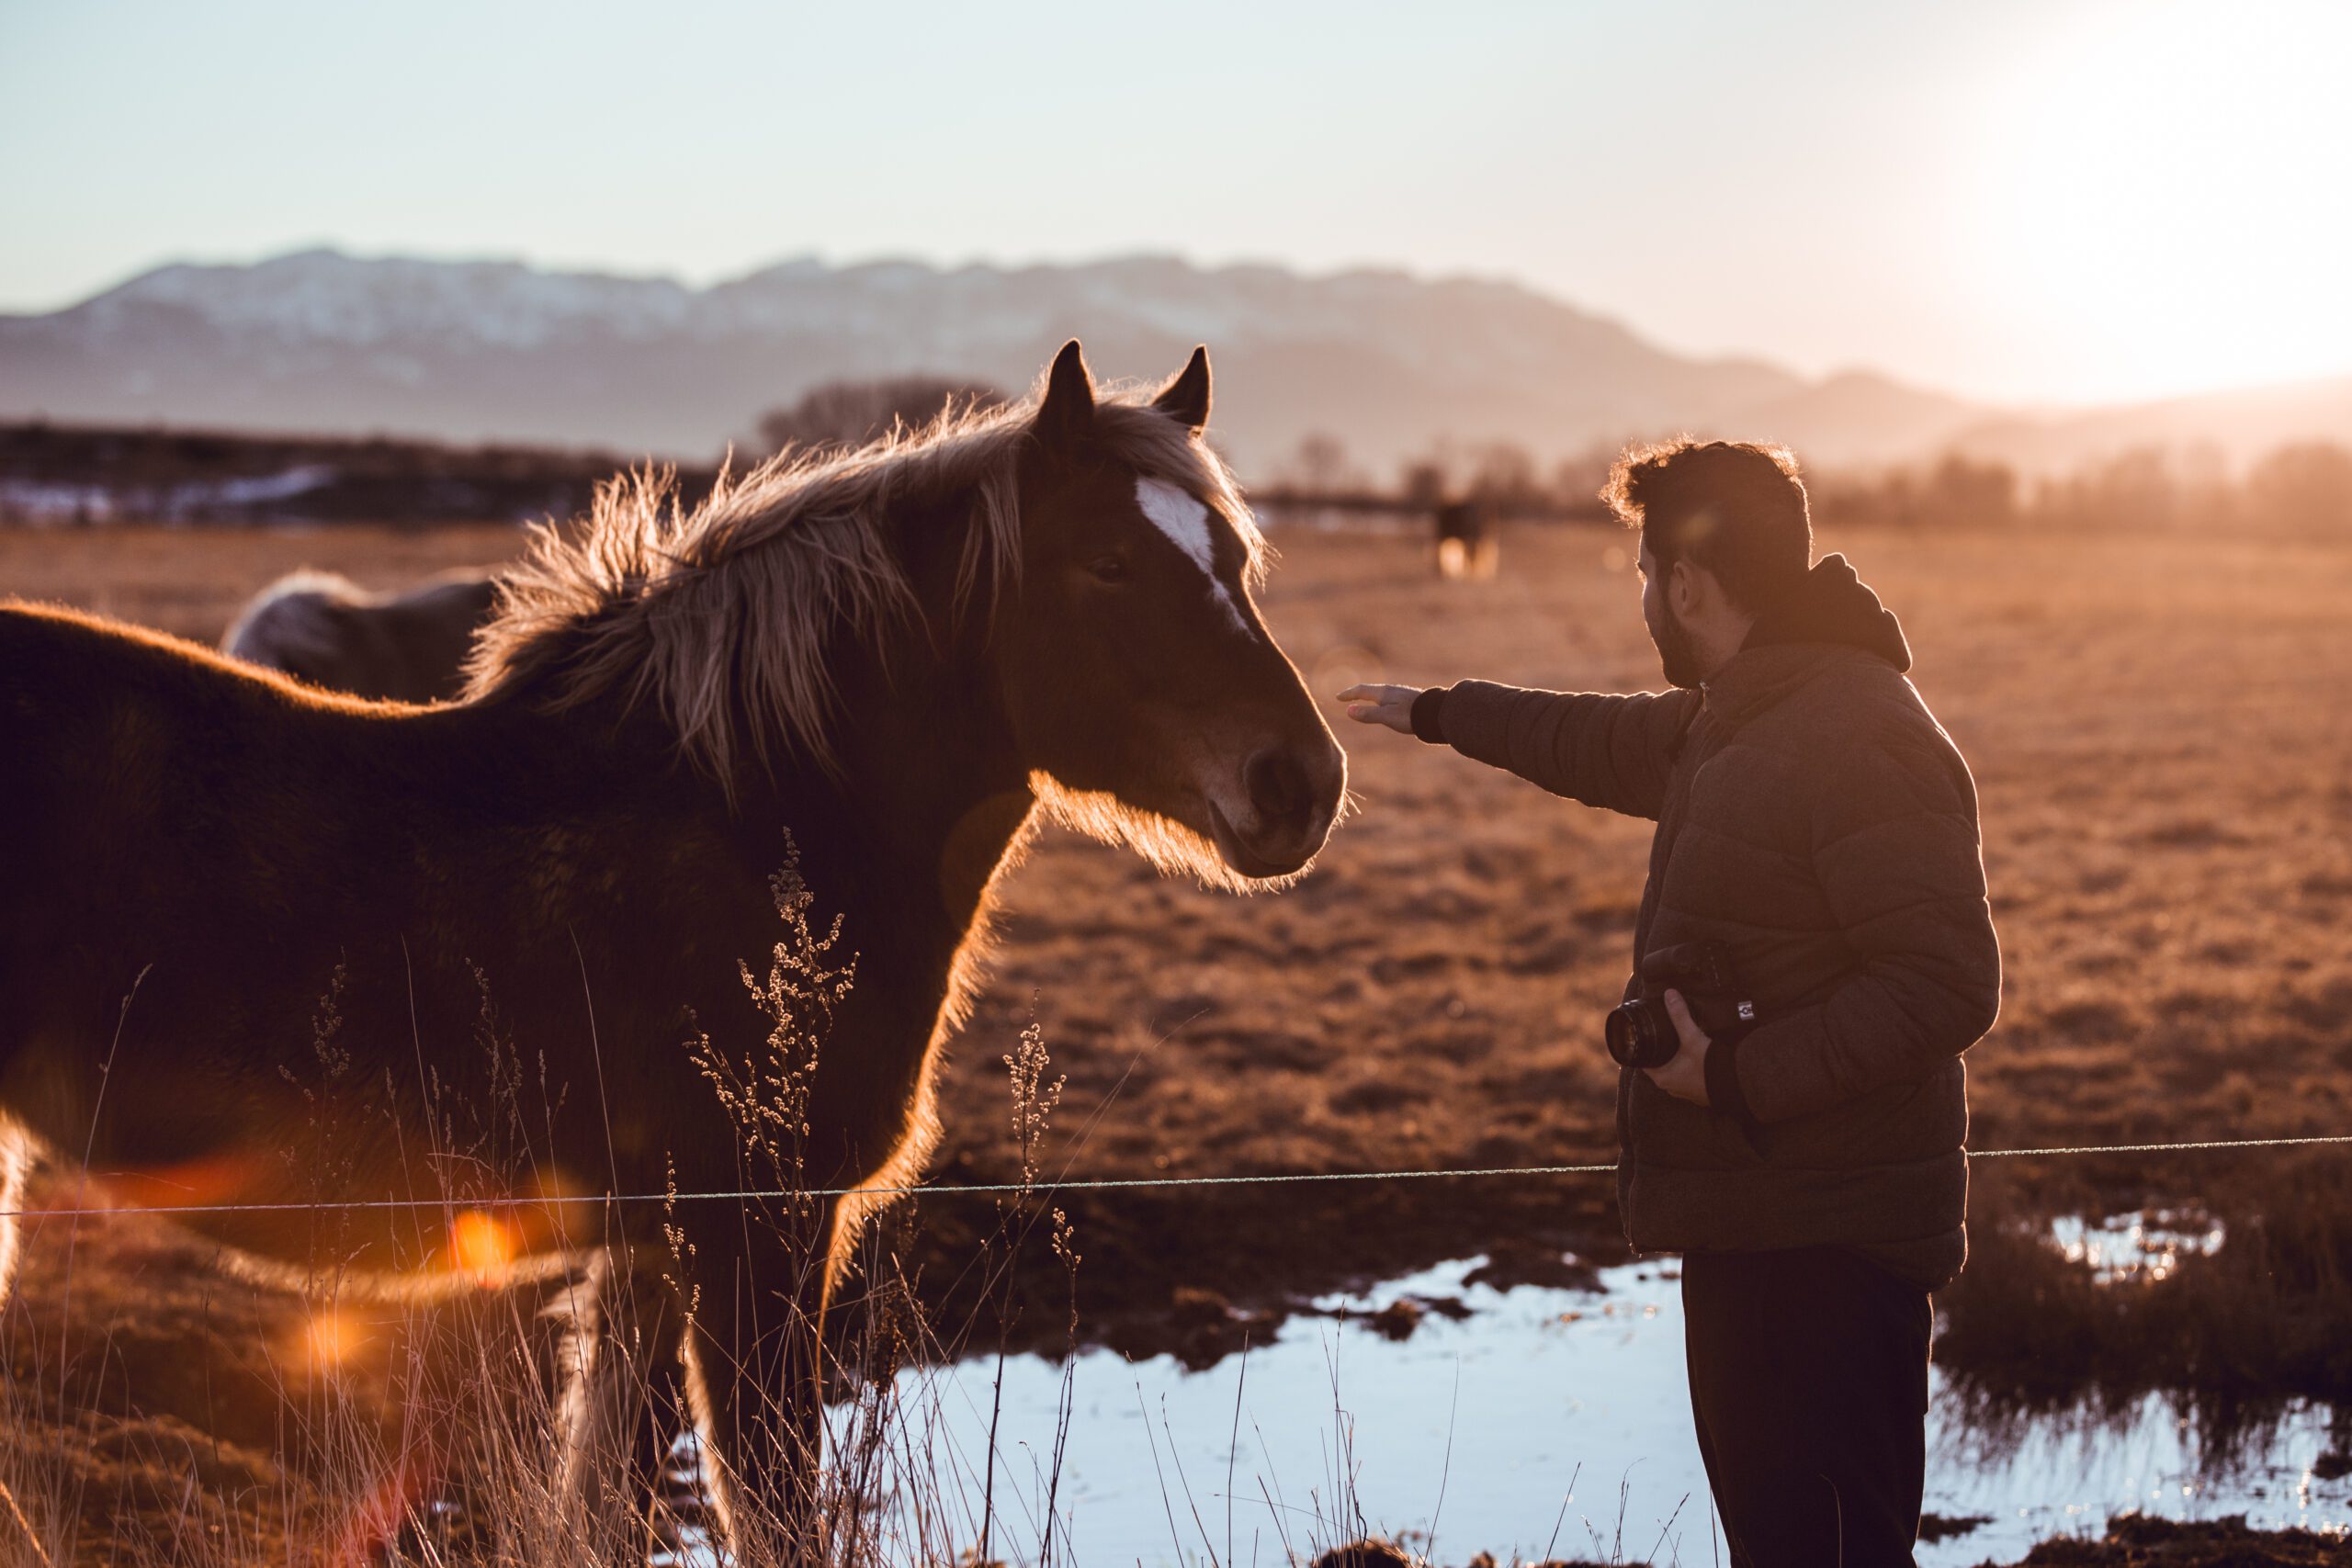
[1244,749,1313,825]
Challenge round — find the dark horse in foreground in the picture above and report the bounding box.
[0,343,1345,1548]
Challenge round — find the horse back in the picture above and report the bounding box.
[3,602,424,929]
[0,601,773,1218]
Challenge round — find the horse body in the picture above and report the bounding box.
[1434,500,1498,579]
[0,342,1345,1545]
[3,599,1023,1540]
[6,605,777,1229]
[1,542,1035,1224]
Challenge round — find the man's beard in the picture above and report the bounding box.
[1651,603,1708,690]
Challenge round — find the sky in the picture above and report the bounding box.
[5,0,2350,408]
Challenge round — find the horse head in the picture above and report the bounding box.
[1000,341,1346,886]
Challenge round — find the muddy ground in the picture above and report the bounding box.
[4,518,2349,1558]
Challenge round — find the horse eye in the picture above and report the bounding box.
[1089,554,1130,585]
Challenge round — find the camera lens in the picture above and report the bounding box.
[1605,998,1678,1069]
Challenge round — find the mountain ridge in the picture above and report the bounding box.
[7,248,2348,478]
[0,248,1985,474]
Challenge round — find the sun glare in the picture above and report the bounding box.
[305,1308,363,1369]
[449,1209,517,1288]
[1968,0,2352,402]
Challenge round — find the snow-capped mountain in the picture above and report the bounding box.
[0,248,1988,473]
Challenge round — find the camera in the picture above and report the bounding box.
[1604,940,1759,1069]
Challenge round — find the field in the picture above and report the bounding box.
[4,517,2350,1558]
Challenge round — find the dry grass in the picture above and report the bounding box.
[1941,1158,2352,1453]
[4,516,2349,1558]
[7,518,2347,1219]
[0,879,1090,1566]
[2002,1511,2352,1565]
[964,522,2352,1196]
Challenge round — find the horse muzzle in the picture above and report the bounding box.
[1204,739,1344,879]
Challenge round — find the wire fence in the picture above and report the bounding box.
[6,1131,2351,1224]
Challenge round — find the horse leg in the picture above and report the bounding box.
[547,1241,691,1553]
[0,1121,28,1307]
[676,1197,836,1557]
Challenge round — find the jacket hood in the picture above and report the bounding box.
[1741,553,1912,672]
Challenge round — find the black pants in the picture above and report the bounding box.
[1681,1247,1933,1568]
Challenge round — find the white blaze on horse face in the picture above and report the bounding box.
[1134,477,1253,636]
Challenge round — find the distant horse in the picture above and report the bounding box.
[221,567,500,702]
[1433,499,1498,579]
[0,342,1345,1547]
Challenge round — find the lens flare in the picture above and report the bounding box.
[449,1210,515,1288]
[306,1309,360,1368]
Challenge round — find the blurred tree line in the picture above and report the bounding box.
[1278,432,1616,519]
[1272,428,2352,536]
[23,374,2339,535]
[754,376,1001,457]
[1809,442,2352,536]
[745,383,2352,537]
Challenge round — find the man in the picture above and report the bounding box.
[1342,439,2000,1567]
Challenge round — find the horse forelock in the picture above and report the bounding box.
[461,379,1265,793]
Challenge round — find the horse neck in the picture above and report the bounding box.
[746,519,1035,943]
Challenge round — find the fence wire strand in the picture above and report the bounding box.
[5,1132,2351,1224]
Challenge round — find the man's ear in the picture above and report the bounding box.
[1667,557,1700,614]
[1674,557,1734,622]
[1679,558,1747,623]
[1152,344,1212,434]
[1035,340,1095,447]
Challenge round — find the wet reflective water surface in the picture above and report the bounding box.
[2045,1210,2227,1285]
[643,1218,2346,1565]
[819,1242,2346,1566]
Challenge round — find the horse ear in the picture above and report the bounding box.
[1035,340,1096,446]
[1153,345,1212,433]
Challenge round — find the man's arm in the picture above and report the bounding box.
[1710,727,2003,1125]
[1343,681,1700,821]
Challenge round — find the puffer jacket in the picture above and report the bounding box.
[1424,554,2001,1289]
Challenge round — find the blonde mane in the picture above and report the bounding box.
[465,380,1265,784]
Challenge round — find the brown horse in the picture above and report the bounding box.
[0,341,1345,1546]
[1434,499,1498,580]
[220,566,501,702]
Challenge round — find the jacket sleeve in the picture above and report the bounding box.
[1723,724,2002,1123]
[1432,680,1700,821]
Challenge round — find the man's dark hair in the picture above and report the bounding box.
[1602,439,1814,611]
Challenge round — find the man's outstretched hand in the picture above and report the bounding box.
[1339,683,1422,734]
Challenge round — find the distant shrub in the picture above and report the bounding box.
[2244,441,2352,536]
[754,377,1002,457]
[1812,438,2352,537]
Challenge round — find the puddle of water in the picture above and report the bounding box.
[2046,1210,2226,1284]
[816,1255,2348,1567]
